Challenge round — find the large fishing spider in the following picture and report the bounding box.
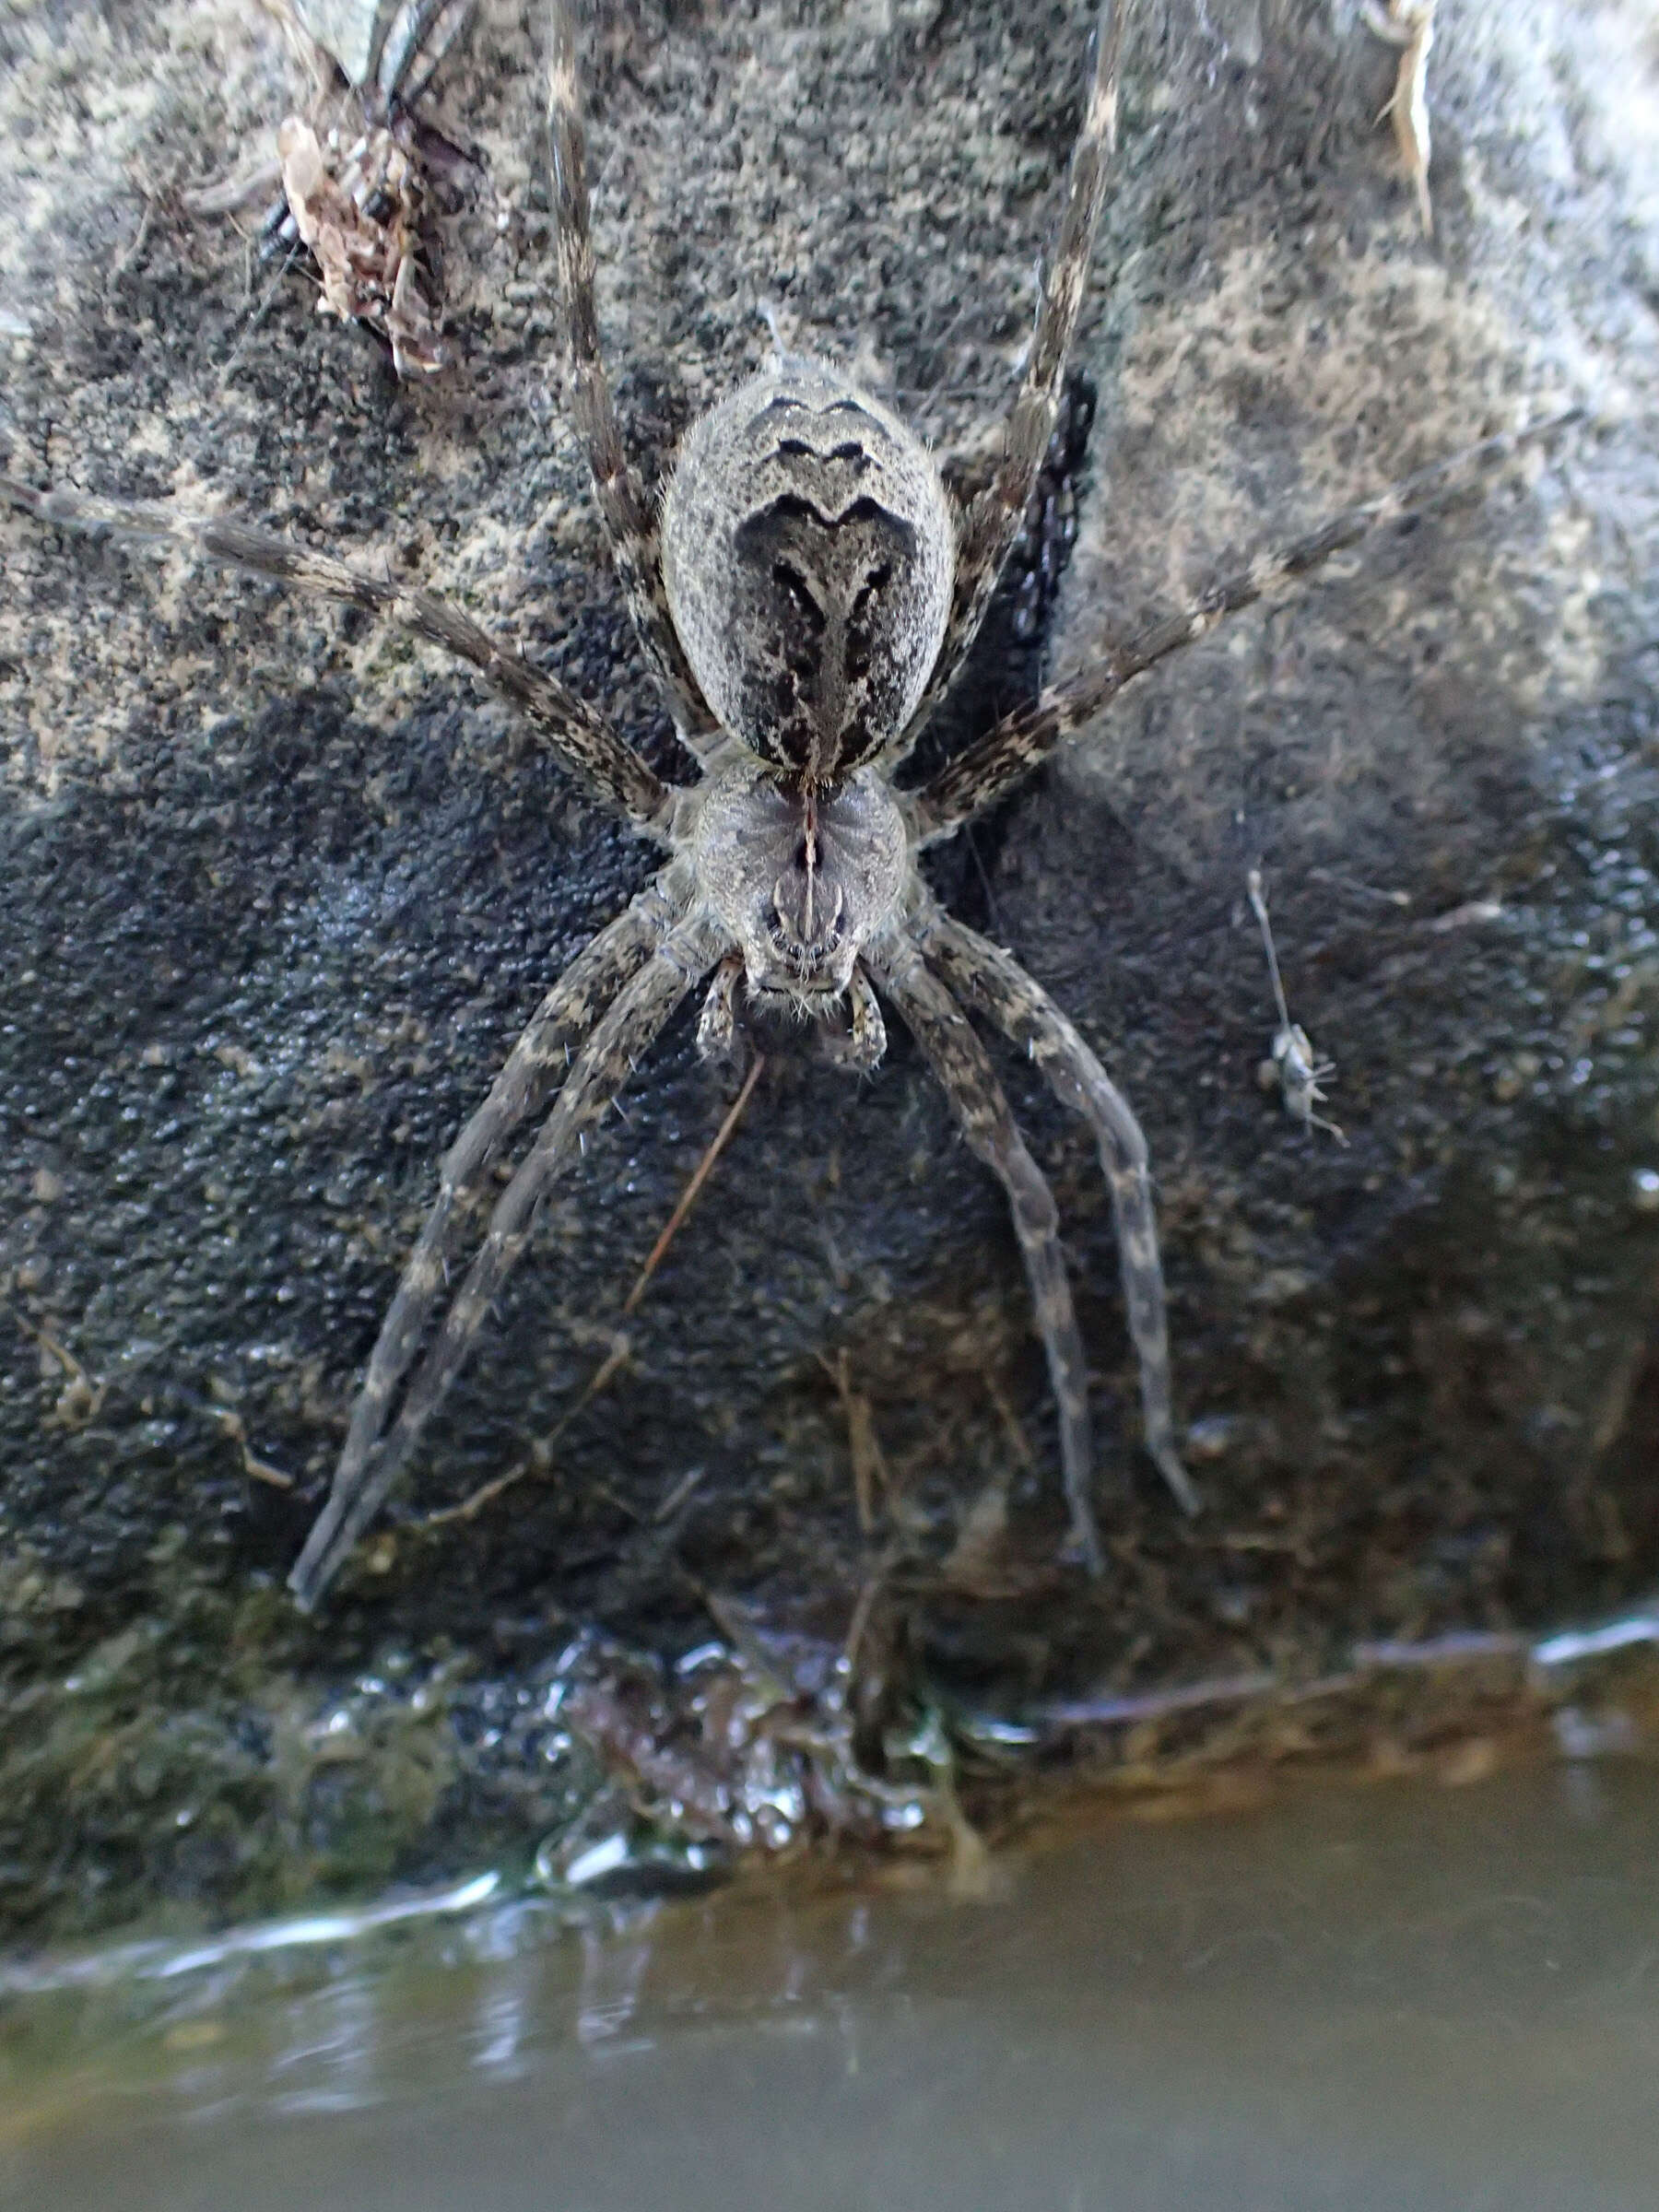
[2,1,1572,1607]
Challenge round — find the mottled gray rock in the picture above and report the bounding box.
[1,0,1656,1937]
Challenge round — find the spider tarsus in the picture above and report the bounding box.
[920,911,1195,1521]
[1149,1438,1202,1518]
[695,954,747,1066]
[818,967,888,1075]
[1060,1519,1108,1579]
[289,914,722,1608]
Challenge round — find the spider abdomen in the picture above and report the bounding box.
[662,358,954,782]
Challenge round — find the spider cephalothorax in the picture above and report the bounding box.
[1,0,1575,1609]
[692,757,909,1012]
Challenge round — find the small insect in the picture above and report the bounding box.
[1247,868,1347,1146]
[2,2,1574,1606]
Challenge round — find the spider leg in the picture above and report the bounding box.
[695,953,746,1065]
[0,476,675,835]
[322,863,690,1571]
[869,939,1105,1573]
[547,1,720,757]
[834,965,889,1076]
[912,406,1582,839]
[376,0,476,111]
[289,909,725,1609]
[919,909,1198,1516]
[813,963,888,1076]
[890,0,1124,756]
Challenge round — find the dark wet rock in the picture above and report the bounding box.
[1,0,1656,1940]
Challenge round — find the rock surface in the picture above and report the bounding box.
[1,0,1656,1938]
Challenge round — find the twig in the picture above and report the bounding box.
[983,1370,1036,1472]
[819,1347,892,1534]
[7,1305,106,1430]
[621,1053,765,1315]
[211,1406,294,1489]
[1362,0,1436,238]
[653,1461,710,1524]
[419,1333,632,1527]
[421,1059,764,1530]
[1422,897,1502,934]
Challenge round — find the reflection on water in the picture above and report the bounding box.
[4,1764,1659,2210]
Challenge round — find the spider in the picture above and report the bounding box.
[2,0,1573,1611]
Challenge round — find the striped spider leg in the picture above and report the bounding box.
[547,0,720,756]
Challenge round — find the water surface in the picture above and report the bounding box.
[4,1764,1656,2210]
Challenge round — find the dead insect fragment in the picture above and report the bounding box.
[1362,0,1436,237]
[265,1,477,373]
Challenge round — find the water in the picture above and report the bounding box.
[4,1765,1657,2211]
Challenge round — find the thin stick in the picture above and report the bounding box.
[653,1461,711,1524]
[418,1333,631,1527]
[211,1406,295,1490]
[620,1054,765,1315]
[1246,866,1293,1033]
[420,1056,764,1530]
[6,1305,107,1430]
[818,1347,892,1534]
